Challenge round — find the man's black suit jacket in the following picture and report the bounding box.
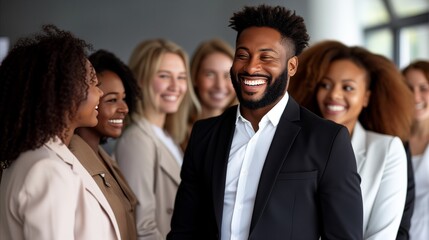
[168,97,363,240]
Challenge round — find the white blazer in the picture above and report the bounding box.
[0,137,121,240]
[352,122,407,239]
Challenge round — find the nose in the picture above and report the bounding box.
[118,100,129,114]
[243,57,261,74]
[98,87,104,97]
[413,88,421,103]
[328,86,342,100]
[214,74,226,89]
[168,77,179,90]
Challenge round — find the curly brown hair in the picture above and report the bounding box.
[229,4,309,56]
[289,40,414,142]
[0,24,93,168]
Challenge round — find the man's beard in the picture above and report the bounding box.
[230,69,288,109]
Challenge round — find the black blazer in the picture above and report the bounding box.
[168,97,363,240]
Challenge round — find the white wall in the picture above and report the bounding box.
[307,0,363,46]
[0,0,363,62]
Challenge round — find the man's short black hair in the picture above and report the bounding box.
[229,4,310,56]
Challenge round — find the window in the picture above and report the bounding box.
[361,0,429,68]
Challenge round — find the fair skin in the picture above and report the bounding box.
[404,68,429,155]
[316,59,371,135]
[195,52,235,119]
[145,52,188,128]
[77,70,128,152]
[231,26,297,130]
[65,60,104,145]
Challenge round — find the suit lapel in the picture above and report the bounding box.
[249,98,301,232]
[98,147,139,207]
[351,122,366,172]
[212,106,238,232]
[136,118,181,185]
[46,138,121,240]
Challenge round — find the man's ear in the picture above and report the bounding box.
[288,56,298,77]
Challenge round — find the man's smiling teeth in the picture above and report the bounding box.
[327,105,345,112]
[243,79,266,86]
[108,119,123,124]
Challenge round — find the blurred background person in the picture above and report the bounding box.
[115,39,200,239]
[0,25,121,239]
[402,60,429,240]
[289,40,414,240]
[69,49,142,240]
[182,38,236,149]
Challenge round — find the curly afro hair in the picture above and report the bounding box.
[0,24,92,168]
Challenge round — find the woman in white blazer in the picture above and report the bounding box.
[289,40,414,239]
[115,39,200,239]
[403,60,429,240]
[0,25,120,240]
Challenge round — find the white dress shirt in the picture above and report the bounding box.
[410,144,429,240]
[151,124,183,166]
[221,93,289,240]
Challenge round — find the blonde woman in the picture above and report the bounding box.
[180,39,236,150]
[115,39,200,240]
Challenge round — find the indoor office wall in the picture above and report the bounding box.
[0,0,308,63]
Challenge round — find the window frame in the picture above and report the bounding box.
[363,0,429,65]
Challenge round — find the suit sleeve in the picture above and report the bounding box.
[319,126,363,240]
[116,128,164,240]
[167,122,204,239]
[365,137,407,239]
[396,142,415,240]
[19,159,80,240]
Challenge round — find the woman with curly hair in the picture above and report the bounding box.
[69,49,142,240]
[402,60,429,240]
[0,25,122,240]
[289,40,414,239]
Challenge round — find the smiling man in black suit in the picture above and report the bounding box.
[168,5,363,240]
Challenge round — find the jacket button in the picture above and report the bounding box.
[167,208,174,214]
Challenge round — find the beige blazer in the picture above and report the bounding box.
[0,137,121,240]
[69,135,138,240]
[116,118,181,240]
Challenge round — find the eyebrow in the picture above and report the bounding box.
[236,46,276,53]
[323,76,356,83]
[102,91,125,97]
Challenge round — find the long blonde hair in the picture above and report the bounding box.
[128,38,200,143]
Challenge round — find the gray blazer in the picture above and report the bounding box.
[116,118,181,240]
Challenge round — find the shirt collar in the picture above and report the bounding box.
[235,92,289,127]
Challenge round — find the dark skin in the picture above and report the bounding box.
[231,27,298,131]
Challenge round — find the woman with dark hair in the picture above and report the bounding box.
[69,49,142,240]
[0,25,121,239]
[402,60,429,240]
[289,40,414,239]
